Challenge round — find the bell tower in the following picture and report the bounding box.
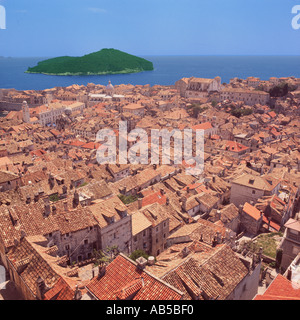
[106,80,114,97]
[22,101,30,123]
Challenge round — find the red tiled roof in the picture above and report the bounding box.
[30,149,47,157]
[262,216,281,231]
[86,254,183,300]
[81,142,102,150]
[141,191,167,207]
[50,129,61,137]
[63,139,85,147]
[268,111,277,118]
[183,183,202,191]
[192,122,213,131]
[225,140,249,153]
[243,202,262,221]
[43,277,75,300]
[254,274,300,300]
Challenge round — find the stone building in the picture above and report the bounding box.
[230,174,281,207]
[0,170,21,192]
[278,219,300,271]
[89,195,132,254]
[136,203,170,256]
[175,76,221,98]
[239,202,263,236]
[220,88,270,106]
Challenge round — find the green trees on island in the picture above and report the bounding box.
[26,49,154,76]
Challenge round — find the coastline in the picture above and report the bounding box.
[24,68,153,76]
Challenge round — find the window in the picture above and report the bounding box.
[156,238,158,244]
[156,227,159,233]
[163,233,166,239]
[134,236,137,242]
[292,246,300,255]
[143,230,146,237]
[84,239,88,245]
[65,244,70,250]
[252,190,256,194]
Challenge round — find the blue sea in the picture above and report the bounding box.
[0,56,300,90]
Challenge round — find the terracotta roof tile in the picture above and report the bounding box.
[243,202,262,221]
[86,254,183,300]
[254,274,300,300]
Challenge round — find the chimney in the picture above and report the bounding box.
[62,185,67,195]
[239,205,243,215]
[216,210,221,221]
[181,247,190,258]
[36,276,46,300]
[63,201,68,212]
[187,186,190,193]
[136,256,147,270]
[73,191,79,208]
[212,236,218,247]
[98,265,106,279]
[230,236,235,248]
[73,285,82,301]
[20,230,26,240]
[166,197,169,205]
[48,173,54,189]
[44,204,51,217]
[34,193,39,202]
[182,197,187,212]
[212,176,216,183]
[26,195,31,204]
[138,198,143,210]
[287,267,292,281]
[147,256,155,266]
[52,205,57,215]
[216,232,222,244]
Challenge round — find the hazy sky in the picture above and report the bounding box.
[0,0,299,57]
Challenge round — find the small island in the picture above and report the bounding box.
[25,48,154,76]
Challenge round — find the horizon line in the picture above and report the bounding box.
[1,54,300,59]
